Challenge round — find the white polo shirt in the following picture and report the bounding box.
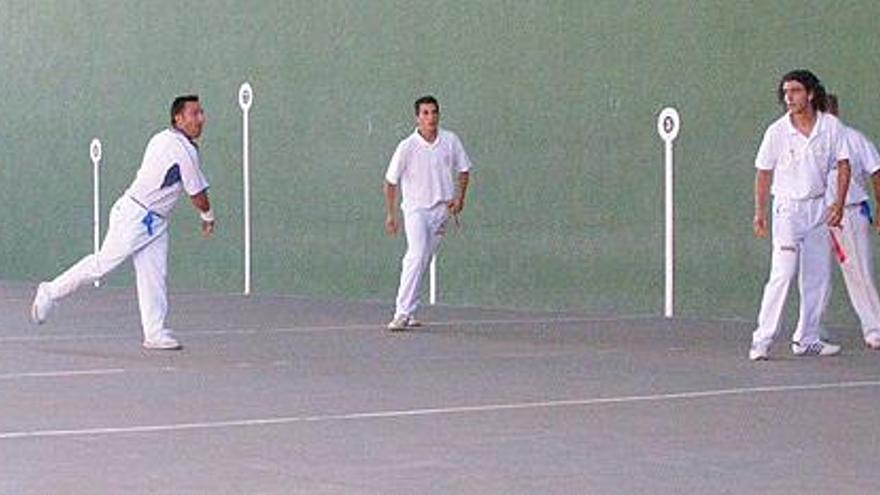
[385,128,472,213]
[124,128,210,217]
[755,111,850,200]
[826,125,880,206]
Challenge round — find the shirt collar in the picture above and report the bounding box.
[170,126,199,149]
[413,128,441,148]
[785,111,826,139]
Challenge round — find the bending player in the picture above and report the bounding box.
[824,94,880,349]
[31,95,216,350]
[383,95,471,330]
[750,70,851,360]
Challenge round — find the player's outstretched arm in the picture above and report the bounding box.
[190,190,215,238]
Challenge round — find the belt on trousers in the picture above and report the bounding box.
[776,194,825,202]
[127,196,164,236]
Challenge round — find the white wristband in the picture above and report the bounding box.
[200,209,215,222]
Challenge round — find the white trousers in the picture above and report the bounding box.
[753,197,831,347]
[46,196,170,342]
[394,203,449,318]
[832,202,880,339]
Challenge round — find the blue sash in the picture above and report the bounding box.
[860,201,874,225]
[141,211,158,236]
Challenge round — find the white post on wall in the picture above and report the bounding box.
[656,107,680,318]
[90,138,102,288]
[239,82,254,295]
[429,255,437,305]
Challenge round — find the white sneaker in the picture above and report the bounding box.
[30,282,54,324]
[143,332,182,350]
[865,333,880,350]
[386,315,408,331]
[791,340,841,357]
[406,316,423,327]
[749,342,770,361]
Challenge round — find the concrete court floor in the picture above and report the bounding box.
[0,281,878,494]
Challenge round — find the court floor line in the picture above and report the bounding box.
[2,380,878,440]
[0,368,125,380]
[0,315,656,343]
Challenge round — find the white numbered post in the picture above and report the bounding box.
[657,107,680,318]
[239,82,254,295]
[90,139,103,287]
[429,255,437,305]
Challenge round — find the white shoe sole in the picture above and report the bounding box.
[143,341,182,350]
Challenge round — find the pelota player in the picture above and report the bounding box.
[750,70,851,361]
[383,95,471,330]
[31,95,216,350]
[824,93,880,350]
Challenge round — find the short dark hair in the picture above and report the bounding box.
[777,70,827,112]
[414,95,439,115]
[170,94,199,126]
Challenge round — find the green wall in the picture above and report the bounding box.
[3,0,880,323]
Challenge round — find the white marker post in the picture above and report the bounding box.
[656,107,680,318]
[90,139,102,288]
[429,255,437,305]
[239,82,254,296]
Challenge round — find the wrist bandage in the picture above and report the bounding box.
[200,209,215,222]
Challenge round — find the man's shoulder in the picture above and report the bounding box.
[439,128,460,141]
[151,127,176,139]
[819,112,846,132]
[755,114,789,146]
[145,128,197,161]
[146,128,179,148]
[763,113,790,135]
[845,125,872,146]
[397,130,421,148]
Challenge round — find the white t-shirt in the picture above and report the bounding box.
[826,125,880,205]
[755,111,850,200]
[385,128,472,212]
[124,128,210,217]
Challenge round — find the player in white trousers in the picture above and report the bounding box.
[31,95,216,350]
[750,70,851,361]
[824,94,880,350]
[384,95,472,330]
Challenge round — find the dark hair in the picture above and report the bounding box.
[414,95,439,115]
[826,93,839,116]
[170,94,199,126]
[777,70,827,112]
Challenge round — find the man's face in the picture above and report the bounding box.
[416,103,439,135]
[782,80,812,115]
[175,101,206,139]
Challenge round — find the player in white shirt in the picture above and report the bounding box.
[824,94,880,350]
[31,95,216,350]
[384,95,472,330]
[750,70,851,361]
